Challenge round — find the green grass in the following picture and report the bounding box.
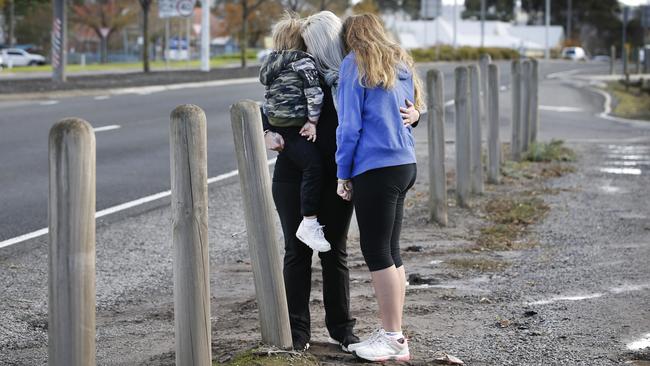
[607,81,650,121]
[411,45,520,62]
[2,54,256,74]
[525,140,576,163]
[216,349,319,366]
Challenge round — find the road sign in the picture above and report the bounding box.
[159,0,196,18]
[420,0,442,20]
[99,27,110,38]
[177,0,196,17]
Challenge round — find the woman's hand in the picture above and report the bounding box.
[400,99,420,126]
[337,179,353,201]
[264,131,285,152]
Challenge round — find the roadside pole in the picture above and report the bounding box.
[511,60,522,161]
[170,105,212,366]
[610,45,616,75]
[165,18,170,70]
[480,0,486,48]
[230,101,292,348]
[521,60,531,152]
[469,65,483,195]
[52,0,67,82]
[544,0,550,60]
[426,69,448,226]
[455,67,471,208]
[487,64,501,184]
[201,0,211,72]
[48,119,96,366]
[530,59,540,144]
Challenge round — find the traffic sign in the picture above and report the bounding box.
[159,0,196,18]
[420,0,442,20]
[177,0,196,17]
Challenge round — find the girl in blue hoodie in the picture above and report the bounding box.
[335,14,425,362]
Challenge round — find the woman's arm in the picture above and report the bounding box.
[335,56,365,180]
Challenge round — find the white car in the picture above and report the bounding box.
[1,48,46,67]
[561,47,587,61]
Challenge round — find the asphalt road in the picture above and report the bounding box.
[0,60,608,242]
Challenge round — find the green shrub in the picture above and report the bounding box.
[410,46,520,62]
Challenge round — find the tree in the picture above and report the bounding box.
[138,0,153,72]
[374,0,421,19]
[71,0,136,63]
[463,0,513,21]
[353,0,379,15]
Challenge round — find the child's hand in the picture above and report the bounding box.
[300,121,317,142]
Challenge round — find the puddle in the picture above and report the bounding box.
[407,275,490,293]
[528,293,604,306]
[599,167,642,175]
[627,333,650,351]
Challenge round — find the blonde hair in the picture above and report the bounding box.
[272,12,306,51]
[342,14,424,109]
[301,11,345,87]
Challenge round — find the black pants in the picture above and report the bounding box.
[353,164,417,272]
[272,152,356,345]
[272,126,322,217]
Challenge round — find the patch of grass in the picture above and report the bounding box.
[3,54,256,74]
[446,258,509,271]
[216,349,319,366]
[525,140,576,162]
[607,81,650,121]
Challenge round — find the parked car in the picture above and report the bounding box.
[561,47,587,61]
[0,48,46,67]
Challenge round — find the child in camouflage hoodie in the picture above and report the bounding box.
[260,14,331,253]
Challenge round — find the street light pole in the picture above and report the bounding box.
[481,0,485,47]
[567,0,572,41]
[201,0,210,72]
[453,0,458,48]
[544,0,550,60]
[52,0,67,82]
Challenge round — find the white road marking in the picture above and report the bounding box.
[599,167,642,175]
[39,100,59,106]
[109,77,259,96]
[546,68,583,80]
[627,333,650,351]
[0,158,277,249]
[94,95,110,100]
[539,105,583,112]
[528,293,604,306]
[93,125,120,132]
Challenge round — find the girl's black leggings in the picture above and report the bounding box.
[353,163,417,272]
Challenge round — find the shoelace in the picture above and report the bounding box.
[315,225,325,238]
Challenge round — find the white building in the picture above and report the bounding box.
[385,4,564,55]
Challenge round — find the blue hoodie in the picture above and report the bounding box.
[335,53,417,180]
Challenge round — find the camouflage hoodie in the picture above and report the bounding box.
[260,50,323,127]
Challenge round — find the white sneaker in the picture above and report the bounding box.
[346,329,382,353]
[352,329,410,362]
[296,219,331,252]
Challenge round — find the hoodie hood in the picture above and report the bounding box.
[397,63,412,80]
[259,50,314,86]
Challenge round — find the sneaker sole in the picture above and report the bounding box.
[296,232,331,252]
[352,351,410,362]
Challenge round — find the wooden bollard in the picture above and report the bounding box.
[511,60,522,161]
[426,69,448,226]
[530,59,539,144]
[468,64,483,194]
[48,118,96,366]
[521,60,532,153]
[170,105,212,366]
[455,67,471,208]
[230,100,292,348]
[479,54,492,126]
[487,64,501,184]
[610,45,616,75]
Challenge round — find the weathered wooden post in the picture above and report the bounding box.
[530,59,540,144]
[610,45,616,75]
[426,69,447,226]
[468,64,483,194]
[479,54,492,123]
[636,48,642,74]
[170,105,212,366]
[521,60,532,153]
[230,100,292,348]
[644,46,650,74]
[48,118,96,366]
[455,67,471,208]
[487,64,501,184]
[511,60,522,161]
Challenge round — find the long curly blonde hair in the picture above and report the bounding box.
[342,14,424,110]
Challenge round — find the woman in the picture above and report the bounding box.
[334,14,424,362]
[262,11,421,352]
